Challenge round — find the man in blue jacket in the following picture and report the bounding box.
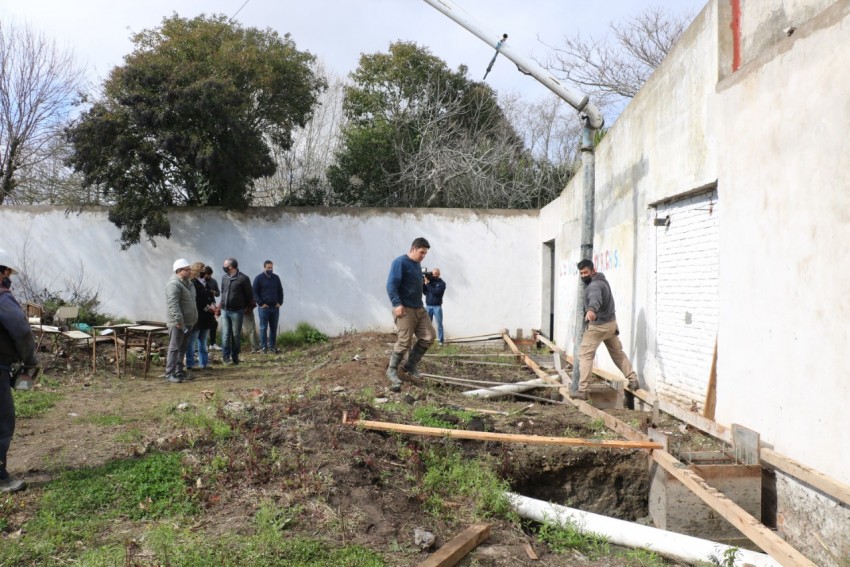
[253,260,284,353]
[0,252,38,492]
[423,268,446,345]
[386,237,436,392]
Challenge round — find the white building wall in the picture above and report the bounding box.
[0,206,540,338]
[542,0,850,561]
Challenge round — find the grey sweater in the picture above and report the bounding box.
[583,273,616,324]
[165,274,198,329]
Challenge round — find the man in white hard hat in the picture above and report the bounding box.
[0,249,38,492]
[165,259,198,383]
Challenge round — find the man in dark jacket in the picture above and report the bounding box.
[574,259,639,400]
[253,260,284,353]
[0,252,38,492]
[218,257,253,365]
[385,237,436,392]
[423,268,446,345]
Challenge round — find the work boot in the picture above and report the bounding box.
[0,477,26,493]
[402,344,429,378]
[386,351,404,392]
[571,390,588,401]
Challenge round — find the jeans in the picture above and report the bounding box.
[258,306,280,350]
[0,368,14,479]
[220,309,244,361]
[426,305,444,344]
[186,327,209,368]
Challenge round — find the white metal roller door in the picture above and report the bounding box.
[654,189,719,407]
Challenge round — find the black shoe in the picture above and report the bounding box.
[0,478,26,493]
[167,374,183,384]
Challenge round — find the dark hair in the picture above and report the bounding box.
[264,260,273,267]
[204,265,213,275]
[225,257,238,269]
[410,237,430,250]
[576,259,594,271]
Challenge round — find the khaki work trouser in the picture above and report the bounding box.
[393,307,436,353]
[578,319,637,393]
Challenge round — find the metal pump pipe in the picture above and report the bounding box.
[421,0,604,130]
[422,0,602,393]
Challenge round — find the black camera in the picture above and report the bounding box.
[421,267,434,280]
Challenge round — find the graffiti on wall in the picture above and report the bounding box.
[559,248,621,278]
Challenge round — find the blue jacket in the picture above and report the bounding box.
[0,288,37,368]
[386,255,424,308]
[253,272,284,307]
[423,278,446,306]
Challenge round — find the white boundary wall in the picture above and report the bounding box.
[0,206,539,338]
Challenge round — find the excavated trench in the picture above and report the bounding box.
[510,447,651,521]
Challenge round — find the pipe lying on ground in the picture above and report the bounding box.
[507,493,780,567]
[462,378,550,399]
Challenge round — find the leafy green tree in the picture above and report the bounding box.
[66,14,325,248]
[328,41,548,208]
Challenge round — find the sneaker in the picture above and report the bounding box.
[0,478,26,493]
[167,374,183,384]
[271,348,280,354]
[175,370,187,379]
[571,390,588,401]
[209,345,222,351]
[223,358,232,365]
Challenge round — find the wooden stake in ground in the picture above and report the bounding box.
[416,523,490,567]
[703,336,718,419]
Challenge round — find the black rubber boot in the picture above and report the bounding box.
[386,351,404,392]
[403,344,429,378]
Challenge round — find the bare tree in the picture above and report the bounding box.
[387,83,572,209]
[543,6,692,108]
[253,62,346,206]
[0,21,86,204]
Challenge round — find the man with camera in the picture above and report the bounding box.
[386,237,436,392]
[0,251,38,492]
[423,268,446,345]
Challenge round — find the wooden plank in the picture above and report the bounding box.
[502,333,558,384]
[761,448,850,507]
[416,523,490,567]
[522,542,539,560]
[534,332,850,509]
[652,451,815,566]
[703,337,718,419]
[342,414,661,450]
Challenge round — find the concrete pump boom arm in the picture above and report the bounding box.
[422,0,605,130]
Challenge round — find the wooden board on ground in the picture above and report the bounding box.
[342,413,661,450]
[416,523,490,567]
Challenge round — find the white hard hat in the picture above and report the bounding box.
[0,249,18,274]
[173,258,191,273]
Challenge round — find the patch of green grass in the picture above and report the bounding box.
[707,547,740,567]
[0,452,196,565]
[278,322,329,348]
[14,389,63,418]
[420,446,512,521]
[141,501,385,566]
[80,412,131,426]
[170,405,232,441]
[621,547,665,566]
[115,428,145,444]
[587,417,616,439]
[412,405,476,429]
[536,519,610,558]
[38,374,61,388]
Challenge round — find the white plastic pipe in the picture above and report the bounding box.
[462,378,549,399]
[508,493,781,567]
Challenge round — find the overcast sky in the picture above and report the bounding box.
[3,0,706,104]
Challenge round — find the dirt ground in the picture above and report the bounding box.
[4,331,717,566]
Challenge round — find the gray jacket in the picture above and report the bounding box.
[583,272,616,324]
[165,274,198,329]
